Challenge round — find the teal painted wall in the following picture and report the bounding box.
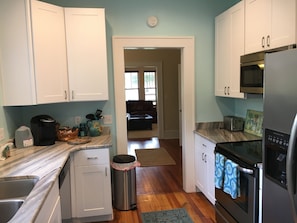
[0,0,263,151]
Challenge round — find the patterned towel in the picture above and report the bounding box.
[215,153,225,189]
[223,159,240,199]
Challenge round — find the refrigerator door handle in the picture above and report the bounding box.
[286,113,297,220]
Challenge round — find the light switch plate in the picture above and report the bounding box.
[75,116,82,125]
[103,115,112,124]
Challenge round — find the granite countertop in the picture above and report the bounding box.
[194,128,261,144]
[0,135,112,223]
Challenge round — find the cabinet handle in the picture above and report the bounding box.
[266,35,270,47]
[87,157,98,160]
[262,36,265,48]
[202,152,204,161]
[64,90,67,100]
[72,90,74,100]
[105,167,107,176]
[224,86,227,95]
[202,143,207,147]
[204,154,207,163]
[227,86,230,95]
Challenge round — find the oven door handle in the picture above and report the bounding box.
[238,166,253,175]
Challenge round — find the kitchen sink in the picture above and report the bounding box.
[0,176,39,199]
[0,200,24,222]
[0,176,39,221]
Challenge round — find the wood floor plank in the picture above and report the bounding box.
[99,138,215,223]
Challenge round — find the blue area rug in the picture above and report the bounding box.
[141,208,194,223]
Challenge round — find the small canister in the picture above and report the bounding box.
[15,126,34,148]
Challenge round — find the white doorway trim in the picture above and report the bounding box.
[112,36,196,192]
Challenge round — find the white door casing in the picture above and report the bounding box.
[112,36,195,192]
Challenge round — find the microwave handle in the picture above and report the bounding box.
[286,113,297,221]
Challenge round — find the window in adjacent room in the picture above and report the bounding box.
[125,68,157,105]
[125,71,139,101]
[144,71,156,105]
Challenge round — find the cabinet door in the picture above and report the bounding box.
[245,0,296,54]
[0,0,37,106]
[245,0,268,54]
[194,134,215,205]
[65,8,109,101]
[48,196,62,223]
[31,0,69,104]
[35,180,62,223]
[269,0,296,49]
[75,164,112,218]
[215,10,231,97]
[228,2,245,98]
[195,135,206,193]
[215,1,245,98]
[205,147,215,205]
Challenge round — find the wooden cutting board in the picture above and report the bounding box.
[67,137,91,145]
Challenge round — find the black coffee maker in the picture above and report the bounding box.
[31,115,56,146]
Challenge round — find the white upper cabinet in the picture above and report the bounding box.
[0,1,108,106]
[0,0,68,106]
[215,1,245,98]
[31,0,69,104]
[64,8,109,101]
[245,0,297,54]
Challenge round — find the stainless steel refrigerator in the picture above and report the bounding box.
[263,48,297,223]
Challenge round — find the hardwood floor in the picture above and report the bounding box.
[102,138,215,223]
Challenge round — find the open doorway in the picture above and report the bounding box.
[124,49,181,140]
[112,36,195,193]
[125,64,159,139]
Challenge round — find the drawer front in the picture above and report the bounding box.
[197,135,215,150]
[74,148,109,166]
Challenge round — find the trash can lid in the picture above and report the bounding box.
[113,154,135,163]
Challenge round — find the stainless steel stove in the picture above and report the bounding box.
[215,140,262,223]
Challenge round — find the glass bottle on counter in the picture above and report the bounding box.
[79,123,88,137]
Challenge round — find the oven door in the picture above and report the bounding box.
[215,164,259,223]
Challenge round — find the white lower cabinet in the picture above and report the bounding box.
[194,134,215,205]
[71,148,113,221]
[35,179,62,223]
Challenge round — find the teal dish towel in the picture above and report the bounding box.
[215,153,225,189]
[223,159,240,199]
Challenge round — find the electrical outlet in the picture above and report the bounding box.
[74,116,82,125]
[103,115,112,124]
[0,128,4,141]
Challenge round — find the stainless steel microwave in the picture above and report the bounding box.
[240,45,296,94]
[240,52,265,94]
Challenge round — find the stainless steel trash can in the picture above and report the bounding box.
[112,155,137,210]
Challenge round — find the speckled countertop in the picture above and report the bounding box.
[194,121,262,144]
[0,135,112,223]
[195,128,261,144]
